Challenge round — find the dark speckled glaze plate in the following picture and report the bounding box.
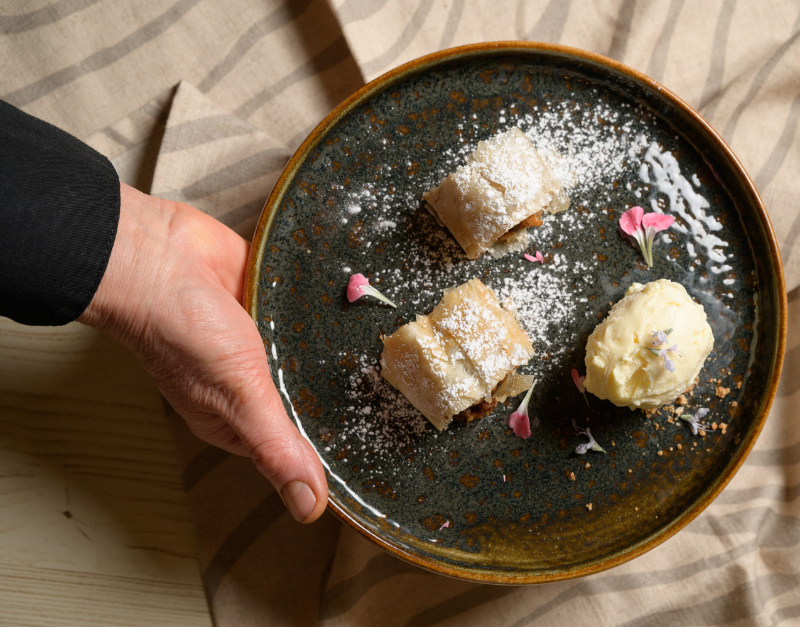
[245,43,786,583]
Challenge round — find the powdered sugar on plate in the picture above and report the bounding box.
[321,92,660,462]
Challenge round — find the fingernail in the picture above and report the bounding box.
[281,480,316,522]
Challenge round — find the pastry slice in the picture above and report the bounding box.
[423,127,569,260]
[380,279,534,430]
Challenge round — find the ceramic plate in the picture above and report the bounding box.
[245,43,786,583]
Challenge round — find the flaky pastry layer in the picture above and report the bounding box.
[380,279,534,430]
[423,127,569,259]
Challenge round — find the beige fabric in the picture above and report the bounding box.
[3,0,800,624]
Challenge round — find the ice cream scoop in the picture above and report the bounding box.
[584,279,714,409]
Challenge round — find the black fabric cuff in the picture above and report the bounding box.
[0,100,120,326]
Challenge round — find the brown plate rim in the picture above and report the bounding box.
[244,40,788,584]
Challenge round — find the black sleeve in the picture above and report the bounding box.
[0,100,120,326]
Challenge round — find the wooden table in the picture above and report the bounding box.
[0,317,212,626]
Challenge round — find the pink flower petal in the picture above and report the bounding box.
[346,273,370,302]
[346,273,398,307]
[438,521,450,530]
[508,410,531,439]
[524,251,544,264]
[619,206,644,236]
[571,368,585,393]
[641,212,675,232]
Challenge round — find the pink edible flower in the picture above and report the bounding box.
[571,368,589,407]
[618,206,675,267]
[508,378,538,439]
[346,273,397,308]
[438,521,450,531]
[524,251,544,264]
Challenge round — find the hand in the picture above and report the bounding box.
[79,183,327,523]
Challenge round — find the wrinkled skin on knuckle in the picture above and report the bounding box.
[184,415,245,454]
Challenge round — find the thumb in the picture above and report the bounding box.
[226,361,329,523]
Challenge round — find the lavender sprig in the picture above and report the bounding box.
[647,329,683,371]
[572,419,607,454]
[680,408,714,436]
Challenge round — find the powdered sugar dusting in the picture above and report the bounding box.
[321,91,662,462]
[338,354,430,456]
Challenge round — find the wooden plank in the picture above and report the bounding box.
[0,318,212,625]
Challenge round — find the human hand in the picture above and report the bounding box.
[79,183,327,522]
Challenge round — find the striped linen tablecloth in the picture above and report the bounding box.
[3,1,800,624]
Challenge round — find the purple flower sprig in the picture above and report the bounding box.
[651,328,673,345]
[572,419,607,454]
[647,329,684,372]
[680,408,715,436]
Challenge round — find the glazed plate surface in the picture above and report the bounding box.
[245,43,785,583]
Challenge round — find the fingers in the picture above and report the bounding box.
[157,301,329,523]
[205,305,328,523]
[226,358,329,523]
[95,186,328,523]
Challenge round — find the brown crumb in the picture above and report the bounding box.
[736,380,742,389]
[731,401,738,407]
[676,394,688,405]
[585,463,591,469]
[677,443,682,450]
[643,408,659,419]
[657,450,663,456]
[586,503,593,511]
[711,422,718,430]
[699,429,706,437]
[669,447,673,451]
[612,441,616,447]
[568,472,576,481]
[667,417,674,424]
[635,507,639,511]
[715,385,731,399]
[674,406,685,416]
[628,469,632,473]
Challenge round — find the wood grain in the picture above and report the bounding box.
[0,317,212,626]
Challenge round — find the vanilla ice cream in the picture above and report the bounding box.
[584,279,714,409]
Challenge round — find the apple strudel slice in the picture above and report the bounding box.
[380,279,534,431]
[423,127,569,260]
